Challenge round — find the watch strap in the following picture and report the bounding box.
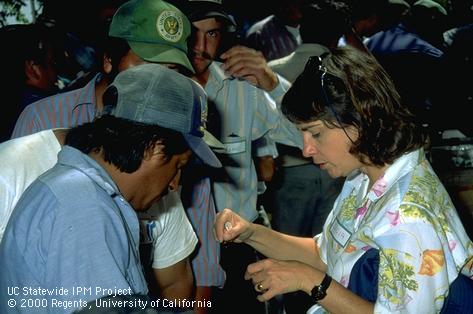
[311,273,332,303]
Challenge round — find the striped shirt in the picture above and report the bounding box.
[245,15,301,61]
[205,62,303,221]
[11,74,99,138]
[182,175,225,287]
[9,73,225,287]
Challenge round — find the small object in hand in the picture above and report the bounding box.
[257,283,264,291]
[222,221,233,248]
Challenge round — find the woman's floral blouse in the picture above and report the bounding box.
[311,149,473,313]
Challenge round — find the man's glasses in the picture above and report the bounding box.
[304,54,355,144]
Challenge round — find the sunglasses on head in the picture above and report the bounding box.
[303,54,355,144]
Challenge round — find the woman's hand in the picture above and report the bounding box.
[214,208,253,243]
[244,258,321,302]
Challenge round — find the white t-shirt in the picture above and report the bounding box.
[0,129,197,269]
[0,129,61,241]
[138,187,198,269]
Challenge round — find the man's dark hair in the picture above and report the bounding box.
[65,115,189,173]
[98,36,132,81]
[344,0,390,22]
[300,0,351,46]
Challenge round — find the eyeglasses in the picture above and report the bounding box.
[304,54,355,144]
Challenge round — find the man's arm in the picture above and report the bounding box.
[181,175,226,313]
[220,45,279,92]
[153,258,194,301]
[139,190,199,300]
[252,137,278,183]
[11,105,41,138]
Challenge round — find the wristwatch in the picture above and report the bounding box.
[311,273,332,303]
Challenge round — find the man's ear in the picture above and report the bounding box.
[144,142,167,162]
[24,60,42,84]
[103,54,113,74]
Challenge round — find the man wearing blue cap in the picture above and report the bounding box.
[7,0,226,309]
[0,64,221,313]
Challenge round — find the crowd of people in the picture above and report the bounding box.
[0,0,472,313]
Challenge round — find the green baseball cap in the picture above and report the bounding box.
[109,0,194,73]
[413,0,447,15]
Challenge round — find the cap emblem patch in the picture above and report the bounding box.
[156,10,183,42]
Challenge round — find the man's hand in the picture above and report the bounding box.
[220,46,279,92]
[255,156,276,182]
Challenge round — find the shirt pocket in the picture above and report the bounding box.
[213,135,247,155]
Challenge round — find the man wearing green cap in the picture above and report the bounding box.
[9,0,225,307]
[12,0,195,138]
[107,0,195,74]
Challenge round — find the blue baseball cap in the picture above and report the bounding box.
[102,63,222,167]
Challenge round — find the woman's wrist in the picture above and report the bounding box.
[239,221,257,243]
[303,267,326,295]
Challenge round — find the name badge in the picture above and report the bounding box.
[330,218,351,248]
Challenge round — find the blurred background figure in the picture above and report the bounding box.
[339,0,391,52]
[37,0,129,91]
[266,1,349,312]
[245,0,306,61]
[0,22,69,142]
[408,0,449,49]
[429,19,473,239]
[364,0,447,131]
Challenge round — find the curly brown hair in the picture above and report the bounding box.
[282,46,427,167]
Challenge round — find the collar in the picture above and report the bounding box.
[75,73,103,110]
[208,61,233,82]
[206,61,235,93]
[345,149,424,204]
[57,145,120,197]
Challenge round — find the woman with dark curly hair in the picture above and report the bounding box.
[214,46,473,313]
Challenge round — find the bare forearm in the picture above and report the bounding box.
[245,223,326,270]
[318,280,373,314]
[154,259,194,301]
[301,268,374,314]
[193,286,212,314]
[159,279,193,301]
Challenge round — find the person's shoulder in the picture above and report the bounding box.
[0,129,59,180]
[268,48,304,69]
[7,175,60,231]
[0,129,53,149]
[268,55,294,78]
[38,158,100,206]
[246,15,275,35]
[268,54,291,68]
[270,43,327,66]
[20,86,84,115]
